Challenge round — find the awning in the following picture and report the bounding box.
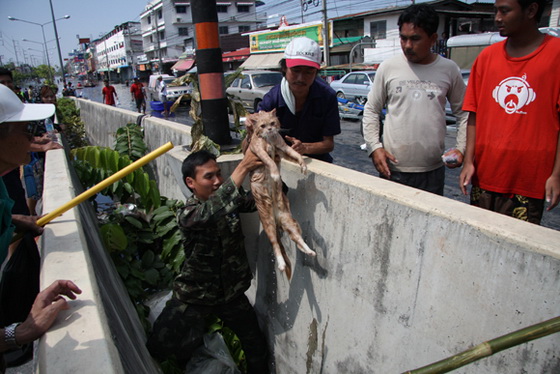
[171,59,195,71]
[222,47,250,62]
[240,53,283,70]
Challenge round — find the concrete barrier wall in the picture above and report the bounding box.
[39,102,560,373]
[73,98,192,199]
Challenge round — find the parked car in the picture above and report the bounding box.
[147,74,192,103]
[226,70,282,112]
[329,71,376,104]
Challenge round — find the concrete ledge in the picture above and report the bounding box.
[39,149,124,373]
[39,149,160,374]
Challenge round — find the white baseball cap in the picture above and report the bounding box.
[0,84,55,124]
[284,37,322,69]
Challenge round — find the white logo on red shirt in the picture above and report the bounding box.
[492,74,536,114]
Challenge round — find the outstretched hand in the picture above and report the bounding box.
[16,280,82,345]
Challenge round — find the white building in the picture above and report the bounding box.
[139,0,265,74]
[93,22,143,83]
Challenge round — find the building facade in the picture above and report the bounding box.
[92,21,143,83]
[139,0,265,75]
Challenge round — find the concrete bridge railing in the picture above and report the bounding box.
[36,99,560,373]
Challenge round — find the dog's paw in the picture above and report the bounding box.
[300,163,307,175]
[271,173,281,182]
[276,255,286,271]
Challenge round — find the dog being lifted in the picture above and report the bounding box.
[244,109,315,279]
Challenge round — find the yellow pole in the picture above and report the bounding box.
[36,141,174,227]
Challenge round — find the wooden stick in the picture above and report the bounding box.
[402,316,560,374]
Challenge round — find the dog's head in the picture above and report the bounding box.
[245,108,280,141]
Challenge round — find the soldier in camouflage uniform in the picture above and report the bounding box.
[147,150,269,373]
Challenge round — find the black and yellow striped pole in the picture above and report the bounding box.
[191,0,231,145]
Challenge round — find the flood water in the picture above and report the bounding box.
[72,82,193,125]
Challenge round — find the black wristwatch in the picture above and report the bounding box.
[5,323,22,349]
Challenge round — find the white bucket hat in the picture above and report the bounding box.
[284,37,322,69]
[0,84,55,124]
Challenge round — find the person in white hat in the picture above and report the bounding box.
[258,36,341,163]
[0,84,81,362]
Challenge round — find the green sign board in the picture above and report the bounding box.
[249,24,323,53]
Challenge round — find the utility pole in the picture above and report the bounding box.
[12,40,20,66]
[191,0,231,145]
[49,0,67,85]
[322,0,329,67]
[151,7,163,73]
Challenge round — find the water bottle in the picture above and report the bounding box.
[44,118,59,144]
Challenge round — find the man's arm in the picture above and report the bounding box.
[459,112,477,195]
[362,67,397,177]
[445,68,468,168]
[230,149,263,187]
[545,130,560,210]
[284,135,334,155]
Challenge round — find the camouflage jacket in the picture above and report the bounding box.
[174,178,256,305]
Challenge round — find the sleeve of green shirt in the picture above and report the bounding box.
[178,177,255,229]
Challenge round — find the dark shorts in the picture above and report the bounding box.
[146,294,269,373]
[382,165,445,195]
[134,96,145,109]
[470,186,544,224]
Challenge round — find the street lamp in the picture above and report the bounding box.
[23,38,49,66]
[8,14,70,82]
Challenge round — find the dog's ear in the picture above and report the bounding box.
[271,108,277,117]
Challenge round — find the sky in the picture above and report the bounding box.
[0,0,484,68]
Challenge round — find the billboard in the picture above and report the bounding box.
[249,23,323,54]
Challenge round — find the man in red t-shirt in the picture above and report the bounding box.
[130,77,146,113]
[102,79,118,106]
[459,0,560,224]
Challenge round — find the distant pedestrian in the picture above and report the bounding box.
[102,79,118,106]
[130,77,146,114]
[157,76,169,118]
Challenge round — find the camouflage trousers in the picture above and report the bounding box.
[470,186,544,224]
[146,294,269,373]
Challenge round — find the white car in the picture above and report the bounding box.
[226,70,282,113]
[147,74,192,102]
[329,71,376,104]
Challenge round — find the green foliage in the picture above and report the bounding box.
[71,146,161,211]
[57,98,89,149]
[34,64,56,80]
[71,129,186,335]
[114,123,148,161]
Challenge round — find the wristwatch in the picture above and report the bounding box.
[4,323,22,349]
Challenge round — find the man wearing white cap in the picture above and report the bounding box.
[259,37,341,163]
[0,84,81,366]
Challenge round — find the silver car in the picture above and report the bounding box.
[226,70,282,113]
[330,71,376,104]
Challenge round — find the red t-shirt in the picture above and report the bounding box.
[463,35,560,199]
[130,82,144,99]
[102,85,117,105]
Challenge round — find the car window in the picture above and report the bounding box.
[343,74,357,84]
[231,78,241,88]
[356,74,369,85]
[252,73,282,88]
[367,72,376,83]
[241,76,251,89]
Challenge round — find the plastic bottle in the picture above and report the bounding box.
[44,118,60,145]
[45,118,55,138]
